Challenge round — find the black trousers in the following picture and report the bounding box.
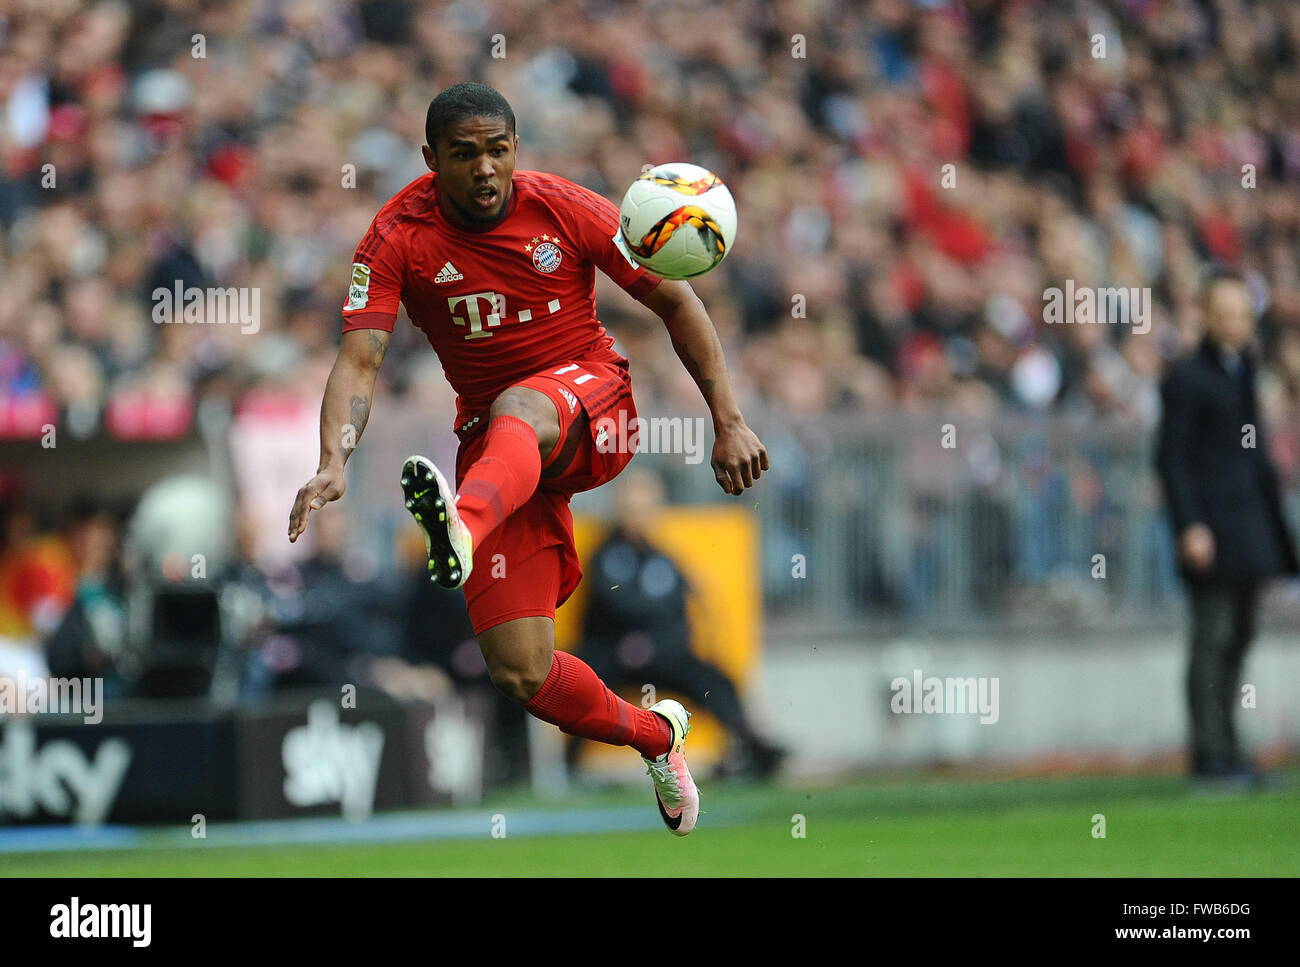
[1185,582,1258,773]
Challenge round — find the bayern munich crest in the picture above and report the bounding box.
[527,235,563,273]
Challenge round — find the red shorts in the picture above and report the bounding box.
[455,359,637,634]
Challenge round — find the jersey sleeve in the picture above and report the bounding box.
[341,224,404,333]
[566,183,662,300]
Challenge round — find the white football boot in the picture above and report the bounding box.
[643,699,699,836]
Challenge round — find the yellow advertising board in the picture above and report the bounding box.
[555,504,761,773]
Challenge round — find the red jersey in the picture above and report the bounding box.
[340,170,660,431]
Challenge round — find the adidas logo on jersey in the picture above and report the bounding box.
[558,387,578,413]
[434,261,464,283]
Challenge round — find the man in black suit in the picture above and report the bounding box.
[1156,273,1299,784]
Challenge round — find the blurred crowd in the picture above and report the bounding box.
[1,0,1299,440]
[0,475,479,701]
[4,0,1300,632]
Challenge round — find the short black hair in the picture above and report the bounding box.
[425,83,515,149]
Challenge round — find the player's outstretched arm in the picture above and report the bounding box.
[288,327,390,542]
[638,280,769,495]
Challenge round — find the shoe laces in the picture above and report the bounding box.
[645,755,682,805]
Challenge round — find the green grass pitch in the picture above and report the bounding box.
[2,771,1295,876]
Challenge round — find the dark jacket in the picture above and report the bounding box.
[1156,337,1299,584]
[583,527,692,656]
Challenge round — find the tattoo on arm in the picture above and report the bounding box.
[348,395,370,445]
[366,330,388,369]
[672,338,716,403]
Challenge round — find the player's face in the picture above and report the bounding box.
[423,118,518,228]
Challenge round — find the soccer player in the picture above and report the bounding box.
[287,83,768,834]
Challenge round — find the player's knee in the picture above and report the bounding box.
[485,656,549,704]
[490,388,559,455]
[488,388,542,430]
[485,664,525,703]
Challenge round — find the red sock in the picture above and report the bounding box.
[455,415,542,548]
[524,652,674,759]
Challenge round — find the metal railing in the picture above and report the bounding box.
[335,404,1300,635]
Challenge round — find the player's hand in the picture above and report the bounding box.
[711,421,769,495]
[1180,523,1215,571]
[288,465,346,542]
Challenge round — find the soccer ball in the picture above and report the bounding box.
[617,163,737,280]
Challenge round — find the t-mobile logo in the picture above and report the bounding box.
[448,291,504,339]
